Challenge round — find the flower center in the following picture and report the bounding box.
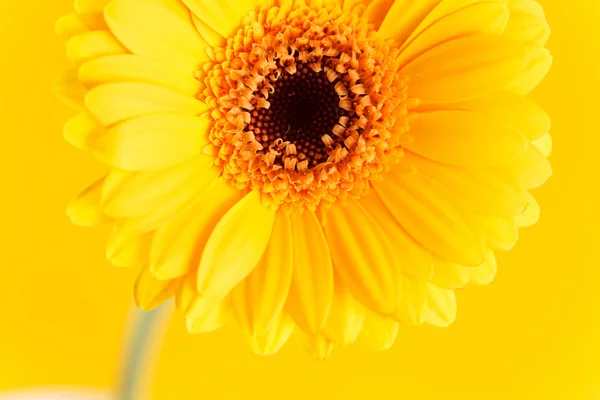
[250,67,346,167]
[201,1,414,211]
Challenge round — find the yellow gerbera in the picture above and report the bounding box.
[55,0,552,359]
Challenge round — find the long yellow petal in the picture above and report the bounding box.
[362,311,399,351]
[286,211,334,333]
[246,314,295,356]
[133,265,175,311]
[476,215,519,251]
[469,250,497,285]
[54,68,88,110]
[67,30,127,64]
[402,151,529,217]
[67,176,110,227]
[405,110,528,167]
[86,82,208,125]
[504,0,550,46]
[186,295,229,334]
[515,191,540,228]
[300,332,334,361]
[63,112,105,150]
[373,171,485,266]
[91,112,212,171]
[322,283,365,345]
[55,14,90,42]
[505,45,552,95]
[393,276,428,326]
[378,0,442,44]
[107,229,151,268]
[197,191,275,299]
[424,284,457,327]
[502,145,552,189]
[79,55,202,97]
[105,0,210,75]
[397,2,510,68]
[401,35,528,105]
[182,0,267,39]
[150,177,242,280]
[75,0,111,13]
[361,191,434,280]
[323,198,397,314]
[430,257,470,289]
[231,211,293,336]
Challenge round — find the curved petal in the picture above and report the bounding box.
[106,230,152,268]
[372,171,485,266]
[74,0,112,13]
[430,258,470,289]
[404,110,528,167]
[63,112,105,150]
[300,332,334,361]
[505,45,552,95]
[86,82,208,126]
[397,2,510,68]
[532,133,552,158]
[67,30,127,64]
[105,0,210,75]
[402,151,529,217]
[378,0,442,44]
[67,176,110,227]
[476,215,519,251]
[515,191,540,228]
[469,249,497,285]
[79,55,202,97]
[361,190,434,280]
[504,0,550,46]
[91,112,212,171]
[133,265,175,310]
[424,283,457,327]
[197,191,275,299]
[323,198,397,314]
[55,14,90,42]
[285,211,334,333]
[54,68,88,110]
[401,35,529,105]
[186,295,229,334]
[393,275,428,326]
[322,283,365,346]
[246,314,295,356]
[150,177,242,280]
[364,0,395,30]
[362,311,399,351]
[102,154,214,218]
[231,211,293,336]
[502,145,552,189]
[181,0,268,39]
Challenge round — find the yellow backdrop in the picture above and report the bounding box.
[1,0,598,399]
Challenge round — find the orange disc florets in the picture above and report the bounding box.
[201,1,413,212]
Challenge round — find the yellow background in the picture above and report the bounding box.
[0,0,598,399]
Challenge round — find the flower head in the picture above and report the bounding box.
[56,0,552,359]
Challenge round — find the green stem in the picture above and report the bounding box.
[117,303,170,400]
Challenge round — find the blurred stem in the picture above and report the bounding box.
[117,302,171,400]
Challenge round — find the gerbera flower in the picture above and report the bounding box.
[55,0,552,359]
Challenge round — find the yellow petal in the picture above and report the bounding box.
[231,211,293,336]
[102,155,214,218]
[372,171,485,266]
[182,0,266,39]
[86,82,208,126]
[133,266,175,311]
[286,211,334,333]
[246,314,295,356]
[361,191,434,280]
[191,15,226,48]
[402,35,528,104]
[402,151,529,217]
[397,2,510,68]
[431,258,470,290]
[186,295,229,334]
[67,176,110,227]
[114,168,221,239]
[75,0,111,13]
[364,0,395,29]
[476,215,519,251]
[150,177,242,280]
[393,276,428,326]
[362,312,399,351]
[420,92,550,142]
[322,284,365,346]
[515,191,540,228]
[378,0,442,44]
[405,110,528,167]
[503,145,552,189]
[107,229,151,268]
[505,45,552,95]
[532,133,552,158]
[174,272,198,312]
[323,198,397,314]
[504,0,550,46]
[301,333,334,361]
[105,0,210,75]
[55,14,90,42]
[79,55,202,97]
[91,112,212,171]
[469,250,498,285]
[425,284,457,327]
[54,68,88,110]
[63,112,105,150]
[197,191,275,299]
[67,30,127,64]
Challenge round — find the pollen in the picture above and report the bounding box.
[201,1,414,211]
